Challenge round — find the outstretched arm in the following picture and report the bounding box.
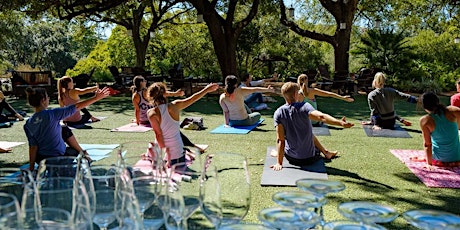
[75,87,110,110]
[165,89,185,97]
[309,110,354,128]
[240,86,275,95]
[72,84,99,96]
[311,88,354,102]
[171,83,219,111]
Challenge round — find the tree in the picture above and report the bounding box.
[187,0,260,81]
[279,0,359,77]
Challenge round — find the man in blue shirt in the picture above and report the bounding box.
[271,82,354,171]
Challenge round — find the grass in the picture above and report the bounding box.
[1,92,458,229]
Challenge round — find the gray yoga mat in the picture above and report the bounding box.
[260,146,328,186]
[362,124,412,138]
[312,124,331,136]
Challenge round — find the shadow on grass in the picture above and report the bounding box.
[326,167,395,190]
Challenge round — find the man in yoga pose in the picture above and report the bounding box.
[271,82,354,171]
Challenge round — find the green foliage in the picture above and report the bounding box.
[351,29,416,75]
[66,41,112,82]
[106,26,136,68]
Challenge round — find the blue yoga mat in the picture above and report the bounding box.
[20,143,120,170]
[210,119,264,134]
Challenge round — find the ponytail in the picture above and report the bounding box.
[422,92,446,115]
[297,74,309,96]
[224,75,238,94]
[57,76,72,103]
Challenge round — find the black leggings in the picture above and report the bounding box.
[285,149,322,166]
[65,108,93,126]
[0,100,18,122]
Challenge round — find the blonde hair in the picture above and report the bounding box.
[281,82,299,102]
[297,74,310,97]
[372,72,386,88]
[57,76,72,103]
[146,82,167,105]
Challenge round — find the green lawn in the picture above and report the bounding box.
[1,92,458,229]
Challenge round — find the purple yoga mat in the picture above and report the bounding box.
[390,149,460,188]
[110,123,151,132]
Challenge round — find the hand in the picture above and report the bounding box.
[266,85,275,92]
[340,116,354,128]
[361,120,372,125]
[205,83,219,92]
[175,89,185,97]
[95,87,111,99]
[270,163,283,171]
[344,96,354,102]
[224,124,230,128]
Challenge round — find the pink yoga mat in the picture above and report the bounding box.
[111,123,151,132]
[390,149,460,188]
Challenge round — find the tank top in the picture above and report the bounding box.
[61,92,81,122]
[137,90,153,124]
[158,104,184,160]
[430,112,460,162]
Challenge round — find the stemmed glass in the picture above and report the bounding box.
[203,153,251,227]
[0,167,34,208]
[164,162,203,230]
[258,206,320,230]
[338,201,398,227]
[0,192,21,216]
[219,223,276,230]
[131,175,164,229]
[296,179,345,225]
[403,209,460,230]
[93,190,119,230]
[323,220,387,230]
[200,165,222,229]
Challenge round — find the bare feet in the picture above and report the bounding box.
[409,156,425,162]
[15,113,24,121]
[324,150,338,160]
[90,116,100,122]
[372,125,382,130]
[270,149,278,157]
[361,121,372,125]
[0,147,12,153]
[402,120,412,126]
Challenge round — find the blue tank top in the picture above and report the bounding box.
[430,112,460,162]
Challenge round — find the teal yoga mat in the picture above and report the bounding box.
[260,146,328,186]
[210,119,264,134]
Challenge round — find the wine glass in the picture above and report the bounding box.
[219,223,276,230]
[204,153,251,226]
[296,179,345,225]
[258,206,320,230]
[200,165,222,229]
[131,175,164,229]
[0,192,21,229]
[36,155,90,182]
[323,220,387,230]
[403,209,460,230]
[338,201,398,225]
[0,167,34,207]
[93,189,118,230]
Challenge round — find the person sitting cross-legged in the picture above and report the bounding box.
[271,82,354,171]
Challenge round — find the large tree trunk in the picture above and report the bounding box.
[333,27,351,76]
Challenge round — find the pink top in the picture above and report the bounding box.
[451,93,460,108]
[61,92,81,122]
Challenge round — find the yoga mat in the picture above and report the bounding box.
[0,122,12,128]
[111,123,151,132]
[312,124,331,136]
[260,146,328,186]
[390,149,460,188]
[362,124,411,138]
[81,143,120,161]
[0,141,25,149]
[210,119,264,134]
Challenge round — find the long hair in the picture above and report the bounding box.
[130,75,145,94]
[57,76,72,103]
[422,92,446,115]
[297,74,309,97]
[224,75,238,94]
[26,87,47,107]
[146,82,167,105]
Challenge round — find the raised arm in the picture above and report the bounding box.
[309,110,354,128]
[311,88,354,102]
[240,85,275,95]
[75,87,110,110]
[72,84,99,96]
[171,83,219,111]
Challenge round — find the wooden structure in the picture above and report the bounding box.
[12,71,54,97]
